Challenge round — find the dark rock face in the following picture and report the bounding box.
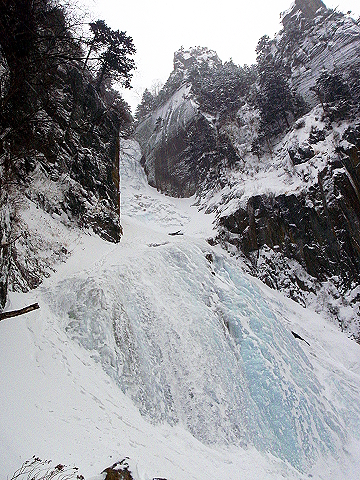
[136,86,239,197]
[0,59,126,308]
[219,159,360,284]
[286,0,327,21]
[309,126,326,143]
[0,196,11,309]
[135,86,198,197]
[43,76,123,242]
[288,142,315,164]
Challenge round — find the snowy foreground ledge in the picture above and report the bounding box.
[1,141,360,480]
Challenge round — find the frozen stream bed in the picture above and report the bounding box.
[1,141,360,479]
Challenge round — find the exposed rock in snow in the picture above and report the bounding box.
[135,84,199,196]
[173,46,221,72]
[279,2,360,105]
[282,0,327,24]
[135,86,239,197]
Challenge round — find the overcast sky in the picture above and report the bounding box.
[79,0,360,111]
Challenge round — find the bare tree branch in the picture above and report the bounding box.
[0,303,40,321]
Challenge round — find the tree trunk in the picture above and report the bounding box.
[82,36,97,73]
[0,303,40,321]
[96,58,108,91]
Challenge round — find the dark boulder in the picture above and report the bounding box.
[288,142,315,164]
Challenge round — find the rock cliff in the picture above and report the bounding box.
[135,47,240,197]
[280,1,360,105]
[282,0,326,23]
[0,5,132,308]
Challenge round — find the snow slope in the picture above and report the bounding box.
[1,140,360,479]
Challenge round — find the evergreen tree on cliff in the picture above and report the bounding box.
[310,67,360,119]
[189,60,256,117]
[0,0,136,179]
[89,21,136,92]
[135,88,155,120]
[254,35,307,143]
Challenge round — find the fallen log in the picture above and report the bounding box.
[0,303,40,321]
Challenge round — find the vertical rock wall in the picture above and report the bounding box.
[0,194,11,309]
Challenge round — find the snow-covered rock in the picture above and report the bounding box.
[279,1,360,104]
[135,49,240,197]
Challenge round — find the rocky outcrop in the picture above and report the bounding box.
[0,195,11,309]
[135,49,240,197]
[282,0,326,24]
[135,84,199,196]
[103,460,134,480]
[279,1,360,105]
[173,46,221,71]
[136,96,239,197]
[219,157,360,284]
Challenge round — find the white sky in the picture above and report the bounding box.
[79,0,360,111]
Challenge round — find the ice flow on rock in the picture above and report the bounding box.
[46,140,358,471]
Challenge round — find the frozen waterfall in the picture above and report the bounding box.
[44,140,359,472]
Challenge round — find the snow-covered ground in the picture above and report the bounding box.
[1,140,360,479]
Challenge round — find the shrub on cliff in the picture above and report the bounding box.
[188,60,256,117]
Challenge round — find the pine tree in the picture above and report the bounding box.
[92,24,136,91]
[313,69,350,104]
[311,69,353,119]
[188,60,256,117]
[83,20,112,72]
[254,35,307,141]
[135,88,155,120]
